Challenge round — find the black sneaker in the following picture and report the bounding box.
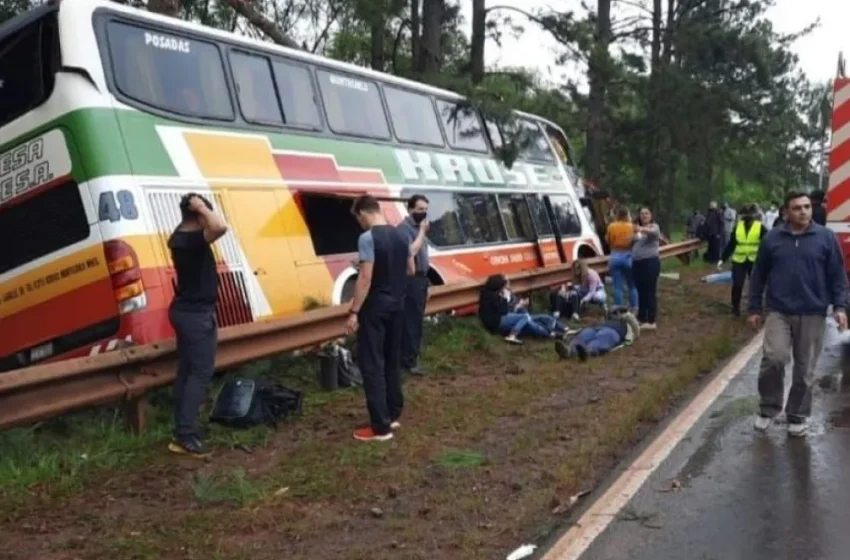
[575,344,589,362]
[168,436,212,459]
[554,340,573,360]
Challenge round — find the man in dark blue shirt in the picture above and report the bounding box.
[346,196,414,442]
[168,193,228,458]
[397,194,431,376]
[748,191,849,437]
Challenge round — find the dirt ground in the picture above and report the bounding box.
[0,266,752,560]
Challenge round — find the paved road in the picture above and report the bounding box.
[579,319,850,560]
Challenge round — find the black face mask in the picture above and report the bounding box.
[411,212,427,224]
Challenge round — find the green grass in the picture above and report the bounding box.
[435,449,488,471]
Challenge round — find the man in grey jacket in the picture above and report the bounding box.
[748,191,849,437]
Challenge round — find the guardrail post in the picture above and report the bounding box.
[123,395,147,434]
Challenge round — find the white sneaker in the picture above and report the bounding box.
[754,415,773,432]
[788,422,809,437]
[640,323,657,330]
[571,313,581,322]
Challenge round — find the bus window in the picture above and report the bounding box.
[550,195,582,237]
[544,123,576,167]
[0,14,59,128]
[519,119,555,162]
[456,193,506,243]
[484,118,504,151]
[106,21,233,120]
[527,195,554,236]
[300,194,362,256]
[400,191,467,247]
[498,194,535,240]
[316,70,389,139]
[230,51,283,125]
[384,86,443,146]
[436,100,488,153]
[0,180,89,275]
[272,59,322,129]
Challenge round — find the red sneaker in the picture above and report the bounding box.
[353,427,394,442]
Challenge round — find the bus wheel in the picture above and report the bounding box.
[340,276,357,304]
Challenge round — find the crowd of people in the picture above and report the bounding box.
[161,188,849,456]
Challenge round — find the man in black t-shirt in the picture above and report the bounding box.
[167,193,228,458]
[346,196,414,442]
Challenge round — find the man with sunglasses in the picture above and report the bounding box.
[748,191,849,437]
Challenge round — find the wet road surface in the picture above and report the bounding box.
[577,319,850,560]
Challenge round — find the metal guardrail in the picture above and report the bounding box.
[0,240,701,432]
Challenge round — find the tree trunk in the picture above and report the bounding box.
[147,0,179,17]
[410,0,421,67]
[470,0,486,83]
[642,0,666,216]
[370,20,385,70]
[418,0,443,73]
[584,0,612,186]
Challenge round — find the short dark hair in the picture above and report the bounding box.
[810,190,825,204]
[784,191,810,209]
[352,195,381,215]
[407,194,430,210]
[616,206,629,221]
[179,192,213,221]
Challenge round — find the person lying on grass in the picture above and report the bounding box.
[554,306,641,361]
[478,273,566,344]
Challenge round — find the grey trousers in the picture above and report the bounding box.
[169,307,218,438]
[758,312,826,422]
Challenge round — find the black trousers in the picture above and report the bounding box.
[401,275,429,370]
[357,305,404,435]
[633,257,660,324]
[731,261,753,314]
[550,289,579,317]
[169,306,218,439]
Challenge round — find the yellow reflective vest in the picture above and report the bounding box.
[731,220,761,263]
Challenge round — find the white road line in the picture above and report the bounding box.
[541,331,765,560]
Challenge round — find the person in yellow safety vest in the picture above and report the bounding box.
[718,204,766,316]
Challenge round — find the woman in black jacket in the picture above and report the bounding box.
[478,274,565,344]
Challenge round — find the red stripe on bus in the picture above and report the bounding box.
[274,153,341,182]
[833,90,850,132]
[827,177,850,216]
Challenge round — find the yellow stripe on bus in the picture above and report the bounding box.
[0,245,109,318]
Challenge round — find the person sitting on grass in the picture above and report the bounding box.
[478,273,566,345]
[570,259,608,319]
[553,307,640,361]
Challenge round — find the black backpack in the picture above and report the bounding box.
[209,378,303,429]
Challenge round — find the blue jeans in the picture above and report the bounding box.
[499,313,564,338]
[574,286,607,307]
[569,326,622,356]
[609,251,638,309]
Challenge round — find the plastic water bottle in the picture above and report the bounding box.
[702,271,733,285]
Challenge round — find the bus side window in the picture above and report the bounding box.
[316,70,389,139]
[455,193,507,243]
[384,86,444,146]
[400,190,467,247]
[106,21,233,120]
[526,195,554,236]
[518,119,555,162]
[272,59,322,130]
[436,100,489,153]
[230,51,284,125]
[498,194,535,240]
[550,195,582,237]
[544,124,575,167]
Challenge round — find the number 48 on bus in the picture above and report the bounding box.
[98,190,139,222]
